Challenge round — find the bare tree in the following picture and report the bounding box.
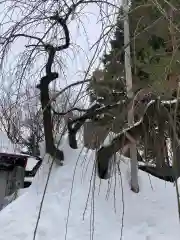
[0,0,118,164]
[0,84,43,154]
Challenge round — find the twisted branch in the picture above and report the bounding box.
[37,10,71,163]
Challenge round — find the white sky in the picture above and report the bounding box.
[0,1,121,106]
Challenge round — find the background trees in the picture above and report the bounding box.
[86,0,180,183]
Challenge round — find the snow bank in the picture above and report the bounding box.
[25,157,39,171]
[0,136,179,240]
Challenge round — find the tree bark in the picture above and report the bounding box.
[123,0,139,193]
[38,74,64,164]
[37,46,64,164]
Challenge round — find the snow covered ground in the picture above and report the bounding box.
[0,136,179,240]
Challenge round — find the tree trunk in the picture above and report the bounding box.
[123,0,139,193]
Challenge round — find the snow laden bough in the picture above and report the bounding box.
[67,99,180,181]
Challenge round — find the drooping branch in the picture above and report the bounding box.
[67,97,178,151]
[96,98,180,179]
[0,34,46,47]
[65,92,180,177]
[52,79,90,102]
[53,107,89,115]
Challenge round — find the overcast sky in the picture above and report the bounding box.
[0,1,120,106]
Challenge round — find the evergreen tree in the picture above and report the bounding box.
[129,0,180,96]
[88,8,128,133]
[88,0,180,133]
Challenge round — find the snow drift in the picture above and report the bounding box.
[0,135,179,240]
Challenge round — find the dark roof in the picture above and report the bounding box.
[0,152,28,171]
[0,152,29,158]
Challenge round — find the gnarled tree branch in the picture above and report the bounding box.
[37,10,71,163]
[67,102,128,149]
[97,98,180,179]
